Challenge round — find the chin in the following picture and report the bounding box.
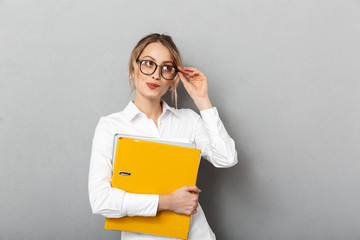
[139,92,163,101]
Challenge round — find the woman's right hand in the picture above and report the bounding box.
[158,186,201,215]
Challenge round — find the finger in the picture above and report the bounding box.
[179,69,195,74]
[178,67,189,77]
[179,67,200,75]
[189,73,200,78]
[181,69,203,79]
[178,66,191,73]
[178,71,189,84]
[178,68,194,78]
[182,72,200,81]
[178,72,192,90]
[194,202,199,209]
[191,209,198,215]
[186,186,201,193]
[181,67,199,72]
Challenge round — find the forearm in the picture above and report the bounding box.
[89,174,159,218]
[193,95,213,111]
[196,107,238,168]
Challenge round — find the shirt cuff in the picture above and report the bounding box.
[199,106,216,115]
[199,107,219,124]
[122,193,159,217]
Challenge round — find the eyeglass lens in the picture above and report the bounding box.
[140,60,177,80]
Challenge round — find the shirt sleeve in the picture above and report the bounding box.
[88,117,159,218]
[194,107,238,168]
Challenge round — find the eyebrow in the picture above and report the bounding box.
[142,55,174,65]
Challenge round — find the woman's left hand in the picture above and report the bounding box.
[178,66,213,111]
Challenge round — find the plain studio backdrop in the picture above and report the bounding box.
[1,0,360,239]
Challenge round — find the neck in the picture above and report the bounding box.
[133,95,163,120]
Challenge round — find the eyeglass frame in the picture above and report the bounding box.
[136,59,179,80]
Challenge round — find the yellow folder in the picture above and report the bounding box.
[104,136,201,239]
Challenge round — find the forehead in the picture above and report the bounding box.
[139,42,173,63]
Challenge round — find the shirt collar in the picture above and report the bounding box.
[162,100,180,118]
[123,99,179,121]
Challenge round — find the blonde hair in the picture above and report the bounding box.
[128,33,182,108]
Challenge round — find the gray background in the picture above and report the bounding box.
[1,0,359,239]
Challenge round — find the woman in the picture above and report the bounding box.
[88,33,238,240]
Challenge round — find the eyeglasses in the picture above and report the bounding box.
[136,59,179,80]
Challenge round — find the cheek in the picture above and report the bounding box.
[133,74,146,89]
[164,82,172,91]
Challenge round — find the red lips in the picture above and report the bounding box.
[147,83,160,89]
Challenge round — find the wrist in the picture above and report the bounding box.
[194,96,212,111]
[158,194,172,212]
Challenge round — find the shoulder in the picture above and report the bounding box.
[95,110,128,129]
[103,111,127,121]
[170,107,201,121]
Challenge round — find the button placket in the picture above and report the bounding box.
[148,117,160,137]
[157,114,167,137]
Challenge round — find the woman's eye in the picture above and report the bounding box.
[163,66,172,72]
[145,61,154,67]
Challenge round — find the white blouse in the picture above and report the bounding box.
[88,100,238,240]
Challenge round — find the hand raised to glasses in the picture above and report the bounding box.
[178,67,213,111]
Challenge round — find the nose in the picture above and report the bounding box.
[152,66,161,80]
